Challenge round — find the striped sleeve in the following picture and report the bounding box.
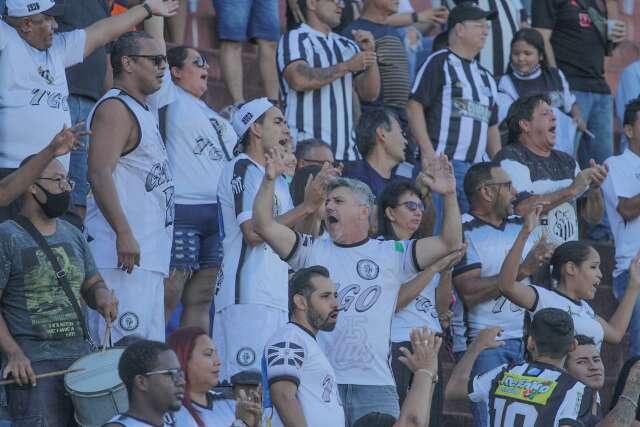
[278,29,309,72]
[232,160,259,224]
[555,382,593,426]
[410,50,446,109]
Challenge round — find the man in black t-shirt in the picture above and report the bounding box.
[446,308,594,427]
[532,0,626,170]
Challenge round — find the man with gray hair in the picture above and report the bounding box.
[295,138,335,170]
[253,152,464,425]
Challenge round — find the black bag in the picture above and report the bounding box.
[15,215,98,351]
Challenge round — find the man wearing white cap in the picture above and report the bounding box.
[0,0,178,222]
[215,98,334,381]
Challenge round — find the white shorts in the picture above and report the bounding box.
[86,268,165,345]
[213,304,287,382]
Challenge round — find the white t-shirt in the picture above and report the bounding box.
[172,392,236,427]
[391,272,441,343]
[216,154,294,311]
[602,149,640,277]
[105,414,172,427]
[530,285,604,348]
[165,86,236,205]
[496,144,581,245]
[285,235,419,385]
[265,322,345,427]
[0,22,86,169]
[453,214,541,341]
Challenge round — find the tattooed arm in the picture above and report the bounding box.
[597,359,640,427]
[283,50,376,92]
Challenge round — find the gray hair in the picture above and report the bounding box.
[327,177,375,212]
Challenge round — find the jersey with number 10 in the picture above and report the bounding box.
[470,361,593,427]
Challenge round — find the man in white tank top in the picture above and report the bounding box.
[84,28,177,343]
[102,340,185,427]
[0,0,179,221]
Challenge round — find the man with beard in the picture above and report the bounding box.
[103,340,185,427]
[265,266,345,427]
[495,93,607,245]
[254,150,463,424]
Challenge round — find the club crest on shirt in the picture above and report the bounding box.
[266,341,304,369]
[356,259,379,280]
[236,347,256,367]
[119,312,140,331]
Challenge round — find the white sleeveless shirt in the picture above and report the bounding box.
[85,88,174,275]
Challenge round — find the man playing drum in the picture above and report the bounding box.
[0,153,118,426]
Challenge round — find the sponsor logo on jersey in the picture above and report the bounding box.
[495,372,558,405]
[266,341,305,369]
[236,347,256,367]
[119,312,140,331]
[452,98,492,123]
[231,175,244,195]
[356,259,379,280]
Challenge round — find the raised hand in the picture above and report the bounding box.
[352,29,376,52]
[473,327,505,351]
[587,159,608,189]
[48,123,90,157]
[418,6,449,24]
[522,204,543,234]
[264,147,288,181]
[419,155,455,196]
[303,161,337,209]
[236,387,263,427]
[143,0,180,17]
[628,251,640,292]
[398,327,442,374]
[520,233,555,277]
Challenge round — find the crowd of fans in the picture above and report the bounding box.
[1,0,640,426]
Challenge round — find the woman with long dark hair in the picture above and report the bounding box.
[498,207,640,348]
[167,326,262,427]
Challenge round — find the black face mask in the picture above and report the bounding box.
[33,183,70,218]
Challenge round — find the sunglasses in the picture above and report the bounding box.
[193,55,208,68]
[128,54,167,68]
[301,158,340,168]
[478,181,512,192]
[398,201,425,212]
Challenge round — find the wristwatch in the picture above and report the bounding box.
[231,420,249,427]
[141,2,153,20]
[411,11,419,23]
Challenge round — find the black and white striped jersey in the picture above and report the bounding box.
[410,49,499,164]
[277,24,362,161]
[469,361,594,427]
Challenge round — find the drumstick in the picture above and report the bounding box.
[102,324,112,353]
[0,367,85,385]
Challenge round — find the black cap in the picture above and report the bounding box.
[42,0,65,16]
[230,370,262,387]
[447,2,497,29]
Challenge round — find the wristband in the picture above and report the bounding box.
[412,11,419,23]
[417,368,438,383]
[142,2,153,20]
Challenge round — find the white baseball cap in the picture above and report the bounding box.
[5,0,64,17]
[231,97,275,140]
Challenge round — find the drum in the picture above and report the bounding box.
[64,348,129,427]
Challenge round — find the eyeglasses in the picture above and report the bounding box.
[193,55,208,68]
[128,54,168,68]
[397,201,425,212]
[478,181,512,192]
[143,368,185,382]
[38,176,75,192]
[301,158,340,168]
